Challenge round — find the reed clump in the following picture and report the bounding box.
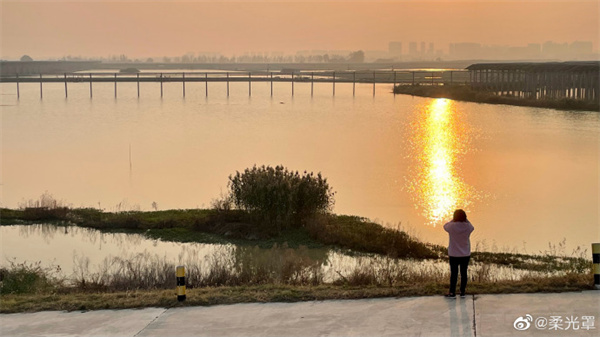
[0,261,62,295]
[1,249,593,313]
[17,192,69,221]
[67,244,324,292]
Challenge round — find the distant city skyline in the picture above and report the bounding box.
[1,1,598,61]
[11,39,596,64]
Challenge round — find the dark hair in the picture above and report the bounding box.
[453,209,467,222]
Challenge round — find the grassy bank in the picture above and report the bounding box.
[1,275,592,313]
[393,85,600,112]
[1,207,437,258]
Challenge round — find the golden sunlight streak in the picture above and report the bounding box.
[407,99,476,226]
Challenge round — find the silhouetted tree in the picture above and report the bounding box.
[347,50,365,63]
[20,55,33,62]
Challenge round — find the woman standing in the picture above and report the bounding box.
[444,209,474,298]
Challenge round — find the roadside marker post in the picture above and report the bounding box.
[593,243,600,289]
[176,265,186,301]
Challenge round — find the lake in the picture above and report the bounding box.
[1,77,598,256]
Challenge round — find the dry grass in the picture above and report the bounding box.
[1,273,592,313]
[1,244,593,313]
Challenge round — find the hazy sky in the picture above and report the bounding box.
[1,0,598,60]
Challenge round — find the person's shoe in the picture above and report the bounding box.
[460,293,466,298]
[444,293,456,299]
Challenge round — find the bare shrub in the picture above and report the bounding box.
[19,192,69,220]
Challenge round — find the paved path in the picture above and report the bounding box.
[1,291,598,336]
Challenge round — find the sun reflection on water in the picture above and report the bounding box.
[408,99,476,226]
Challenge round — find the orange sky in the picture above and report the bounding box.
[1,1,598,59]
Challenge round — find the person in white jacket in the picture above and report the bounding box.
[443,209,474,298]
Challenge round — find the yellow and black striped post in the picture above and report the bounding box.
[176,265,186,301]
[593,243,600,290]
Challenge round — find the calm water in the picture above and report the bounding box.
[1,78,598,255]
[0,224,539,282]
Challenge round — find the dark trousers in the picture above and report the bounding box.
[449,256,470,295]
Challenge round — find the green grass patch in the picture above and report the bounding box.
[306,215,438,259]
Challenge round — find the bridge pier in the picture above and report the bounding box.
[373,72,376,96]
[64,73,68,98]
[333,71,336,96]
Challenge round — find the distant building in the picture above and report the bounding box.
[570,41,593,59]
[420,42,426,55]
[525,44,542,59]
[542,41,569,59]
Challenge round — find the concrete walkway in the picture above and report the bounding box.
[1,291,598,336]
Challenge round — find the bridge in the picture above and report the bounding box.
[0,70,470,98]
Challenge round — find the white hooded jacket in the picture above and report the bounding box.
[443,220,475,257]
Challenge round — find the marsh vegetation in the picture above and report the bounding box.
[0,169,595,312]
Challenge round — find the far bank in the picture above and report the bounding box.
[393,85,599,111]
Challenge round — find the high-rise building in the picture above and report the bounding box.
[420,42,426,55]
[542,41,569,58]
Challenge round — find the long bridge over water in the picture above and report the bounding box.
[0,70,469,98]
[1,61,597,102]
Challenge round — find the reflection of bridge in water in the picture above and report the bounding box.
[0,70,470,98]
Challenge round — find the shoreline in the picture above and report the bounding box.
[393,85,600,112]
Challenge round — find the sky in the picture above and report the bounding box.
[1,0,598,60]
